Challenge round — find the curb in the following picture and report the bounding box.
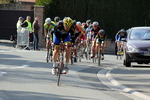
[97,67,150,100]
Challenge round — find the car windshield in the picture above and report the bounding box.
[130,29,150,40]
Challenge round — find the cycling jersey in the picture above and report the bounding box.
[53,23,75,45]
[90,26,101,38]
[80,26,85,41]
[96,34,107,44]
[115,32,127,41]
[44,22,55,40]
[96,34,107,41]
[86,27,91,38]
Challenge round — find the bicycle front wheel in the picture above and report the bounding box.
[57,62,63,86]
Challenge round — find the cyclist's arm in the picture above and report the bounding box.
[21,21,28,27]
[44,28,48,38]
[115,33,119,41]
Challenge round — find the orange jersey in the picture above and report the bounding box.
[75,24,81,34]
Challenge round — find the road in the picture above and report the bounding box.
[0,40,150,100]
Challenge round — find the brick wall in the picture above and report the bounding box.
[22,3,34,10]
[34,5,45,47]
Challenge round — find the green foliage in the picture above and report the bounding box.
[36,0,150,40]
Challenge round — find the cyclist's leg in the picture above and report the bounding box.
[101,41,105,59]
[96,38,100,53]
[81,34,85,49]
[63,34,71,73]
[91,40,95,57]
[52,34,60,75]
[117,37,121,54]
[46,37,50,51]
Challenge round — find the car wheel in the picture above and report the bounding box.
[124,53,131,67]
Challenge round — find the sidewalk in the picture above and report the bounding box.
[0,39,46,51]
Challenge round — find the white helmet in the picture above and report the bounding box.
[76,21,82,26]
[93,21,99,26]
[45,18,51,23]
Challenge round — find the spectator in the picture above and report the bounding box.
[17,17,24,32]
[32,17,40,50]
[21,16,32,50]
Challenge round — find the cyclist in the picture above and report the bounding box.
[90,21,101,58]
[52,17,75,75]
[115,29,127,55]
[44,18,55,53]
[54,16,60,25]
[94,29,107,60]
[72,21,82,62]
[85,20,92,50]
[77,22,85,51]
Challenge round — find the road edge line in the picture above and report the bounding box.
[97,67,150,100]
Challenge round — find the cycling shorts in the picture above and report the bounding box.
[53,33,71,45]
[96,38,104,44]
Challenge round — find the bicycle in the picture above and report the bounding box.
[46,42,53,63]
[57,40,70,86]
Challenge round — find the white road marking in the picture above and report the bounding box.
[0,65,29,70]
[97,67,150,100]
[0,72,7,77]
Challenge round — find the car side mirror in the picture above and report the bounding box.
[121,38,127,42]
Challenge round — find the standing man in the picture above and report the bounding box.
[32,17,40,50]
[16,17,24,48]
[17,17,24,32]
[21,16,32,50]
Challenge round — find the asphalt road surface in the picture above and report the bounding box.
[0,40,150,100]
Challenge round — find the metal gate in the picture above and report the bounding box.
[0,10,34,40]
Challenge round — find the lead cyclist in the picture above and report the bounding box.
[52,17,75,75]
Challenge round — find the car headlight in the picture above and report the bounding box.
[127,44,138,53]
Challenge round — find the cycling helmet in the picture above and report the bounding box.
[83,24,88,29]
[63,17,73,27]
[89,24,93,28]
[45,18,51,23]
[72,20,76,26]
[119,29,125,33]
[86,20,92,24]
[76,21,82,26]
[58,20,63,25]
[98,29,105,35]
[93,21,99,26]
[54,16,60,22]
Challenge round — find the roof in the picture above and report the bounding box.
[18,0,36,3]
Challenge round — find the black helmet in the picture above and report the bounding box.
[84,24,88,29]
[86,20,92,24]
[98,29,105,35]
[72,20,76,26]
[54,16,60,22]
[119,29,125,33]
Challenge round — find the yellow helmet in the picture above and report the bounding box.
[63,17,73,27]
